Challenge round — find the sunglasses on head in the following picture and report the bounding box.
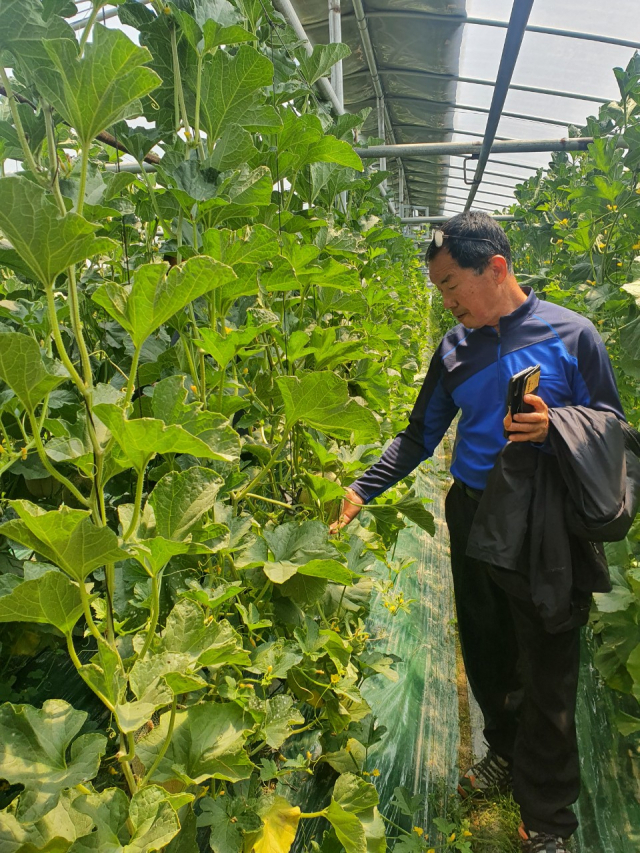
[432,228,498,250]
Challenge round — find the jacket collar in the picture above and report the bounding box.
[479,286,539,336]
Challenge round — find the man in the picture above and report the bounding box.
[333,211,624,853]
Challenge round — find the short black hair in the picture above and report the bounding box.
[425,211,512,274]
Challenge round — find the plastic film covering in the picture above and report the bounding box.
[284,449,460,849]
[572,635,640,852]
[291,0,465,213]
[360,454,459,834]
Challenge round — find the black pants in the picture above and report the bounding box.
[445,481,581,838]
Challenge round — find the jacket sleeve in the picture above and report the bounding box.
[349,343,459,503]
[572,323,625,419]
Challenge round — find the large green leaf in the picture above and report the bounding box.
[129,535,217,577]
[0,0,75,66]
[247,640,303,678]
[295,42,351,86]
[0,332,67,412]
[136,701,253,785]
[333,773,379,813]
[325,800,366,853]
[0,500,128,582]
[190,44,281,142]
[149,467,223,541]
[207,122,259,171]
[93,404,235,472]
[277,372,379,442]
[129,600,248,699]
[197,322,276,370]
[70,786,181,853]
[364,491,435,537]
[0,699,106,823]
[114,679,173,734]
[92,256,235,349]
[261,695,304,749]
[34,25,160,146]
[0,790,93,853]
[0,176,114,287]
[150,375,241,460]
[202,224,280,267]
[0,569,83,634]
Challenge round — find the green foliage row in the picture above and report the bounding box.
[504,54,640,738]
[0,1,436,851]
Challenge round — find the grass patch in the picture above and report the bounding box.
[463,794,522,853]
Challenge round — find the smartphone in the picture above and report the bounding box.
[504,364,540,438]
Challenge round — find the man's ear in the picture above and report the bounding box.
[489,254,509,283]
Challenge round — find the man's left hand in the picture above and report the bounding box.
[504,394,549,443]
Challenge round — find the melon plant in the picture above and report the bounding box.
[0,1,435,850]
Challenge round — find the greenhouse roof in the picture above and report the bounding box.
[273,0,640,220]
[70,0,640,221]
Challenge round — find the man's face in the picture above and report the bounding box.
[429,248,502,329]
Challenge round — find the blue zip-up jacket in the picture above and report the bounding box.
[351,287,625,502]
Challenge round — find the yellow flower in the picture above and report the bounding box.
[463,830,473,837]
[21,447,27,460]
[560,218,568,225]
[190,384,197,393]
[632,242,640,250]
[306,751,312,760]
[0,445,4,455]
[330,673,340,684]
[556,239,563,245]
[428,849,436,853]
[362,770,370,776]
[413,826,424,836]
[448,832,456,843]
[372,768,380,777]
[617,262,623,267]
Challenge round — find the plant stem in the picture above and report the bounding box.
[104,562,116,645]
[65,632,115,711]
[0,67,43,181]
[140,696,177,786]
[176,209,184,264]
[171,24,191,136]
[67,265,94,389]
[124,466,146,540]
[123,346,141,408]
[43,104,67,215]
[79,580,105,645]
[46,285,87,393]
[137,570,162,660]
[118,731,136,763]
[299,810,327,819]
[244,492,293,509]
[75,146,90,218]
[140,168,171,235]
[380,813,412,836]
[78,3,102,52]
[120,746,138,796]
[194,53,204,157]
[234,426,291,504]
[27,410,89,507]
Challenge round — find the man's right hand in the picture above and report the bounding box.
[329,488,364,534]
